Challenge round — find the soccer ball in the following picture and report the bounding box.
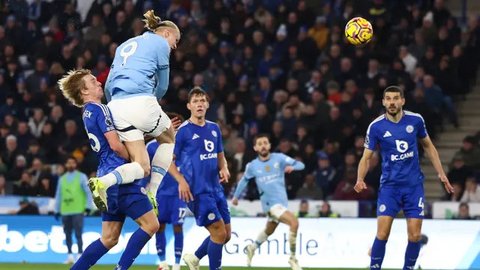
[345,17,373,45]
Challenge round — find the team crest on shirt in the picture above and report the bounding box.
[208,213,216,220]
[273,162,280,169]
[211,130,217,137]
[105,117,113,127]
[265,165,271,172]
[379,204,386,212]
[140,187,146,194]
[406,125,414,133]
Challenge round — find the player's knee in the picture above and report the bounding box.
[408,232,422,242]
[224,232,231,244]
[376,231,390,240]
[212,228,227,243]
[101,236,119,249]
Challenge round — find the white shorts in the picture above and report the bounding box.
[107,96,171,141]
[267,204,288,222]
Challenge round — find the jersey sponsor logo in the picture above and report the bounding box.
[391,140,414,161]
[204,139,214,152]
[257,173,282,184]
[383,131,392,137]
[192,133,200,140]
[406,125,414,133]
[395,140,409,153]
[211,130,217,137]
[200,153,217,161]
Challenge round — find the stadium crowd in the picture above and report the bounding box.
[0,0,479,208]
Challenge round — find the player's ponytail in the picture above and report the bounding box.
[143,10,179,34]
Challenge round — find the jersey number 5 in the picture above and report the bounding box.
[120,41,138,65]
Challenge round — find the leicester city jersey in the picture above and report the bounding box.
[174,120,224,196]
[82,102,126,177]
[364,110,428,188]
[105,31,170,100]
[146,140,178,196]
[235,153,305,212]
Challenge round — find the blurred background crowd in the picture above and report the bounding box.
[0,0,479,218]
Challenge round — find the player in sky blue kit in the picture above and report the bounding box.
[58,69,159,270]
[355,86,454,270]
[163,87,230,270]
[104,10,182,211]
[232,134,305,270]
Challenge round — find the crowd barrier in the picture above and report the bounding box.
[1,216,479,269]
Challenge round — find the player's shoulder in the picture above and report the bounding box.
[366,114,386,131]
[142,31,169,49]
[404,110,425,122]
[205,120,219,128]
[83,102,109,117]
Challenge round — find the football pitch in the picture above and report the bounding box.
[0,264,391,270]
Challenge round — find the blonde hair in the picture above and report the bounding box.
[143,10,180,34]
[57,69,91,107]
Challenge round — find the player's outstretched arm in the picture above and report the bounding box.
[355,148,374,193]
[168,156,194,202]
[231,174,249,205]
[420,136,455,194]
[105,130,130,160]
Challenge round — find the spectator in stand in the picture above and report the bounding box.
[318,201,340,218]
[314,151,337,199]
[13,171,36,196]
[12,198,40,215]
[452,136,480,170]
[461,177,480,203]
[296,199,311,218]
[334,167,374,200]
[454,202,472,220]
[296,174,323,200]
[448,156,472,189]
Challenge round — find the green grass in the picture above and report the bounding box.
[0,263,374,270]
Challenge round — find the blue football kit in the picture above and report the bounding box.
[364,111,428,218]
[82,102,151,222]
[146,140,187,225]
[174,120,230,227]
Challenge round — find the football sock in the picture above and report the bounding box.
[116,228,151,269]
[289,231,297,257]
[254,230,268,248]
[150,144,174,193]
[70,239,109,270]
[174,232,183,264]
[100,162,144,188]
[207,239,223,270]
[155,231,166,262]
[403,241,421,270]
[370,237,387,270]
[195,236,210,259]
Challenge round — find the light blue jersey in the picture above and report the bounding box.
[105,31,170,101]
[364,110,428,188]
[233,153,305,213]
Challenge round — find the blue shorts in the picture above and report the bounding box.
[377,184,425,219]
[102,184,153,222]
[157,194,187,225]
[187,191,230,227]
